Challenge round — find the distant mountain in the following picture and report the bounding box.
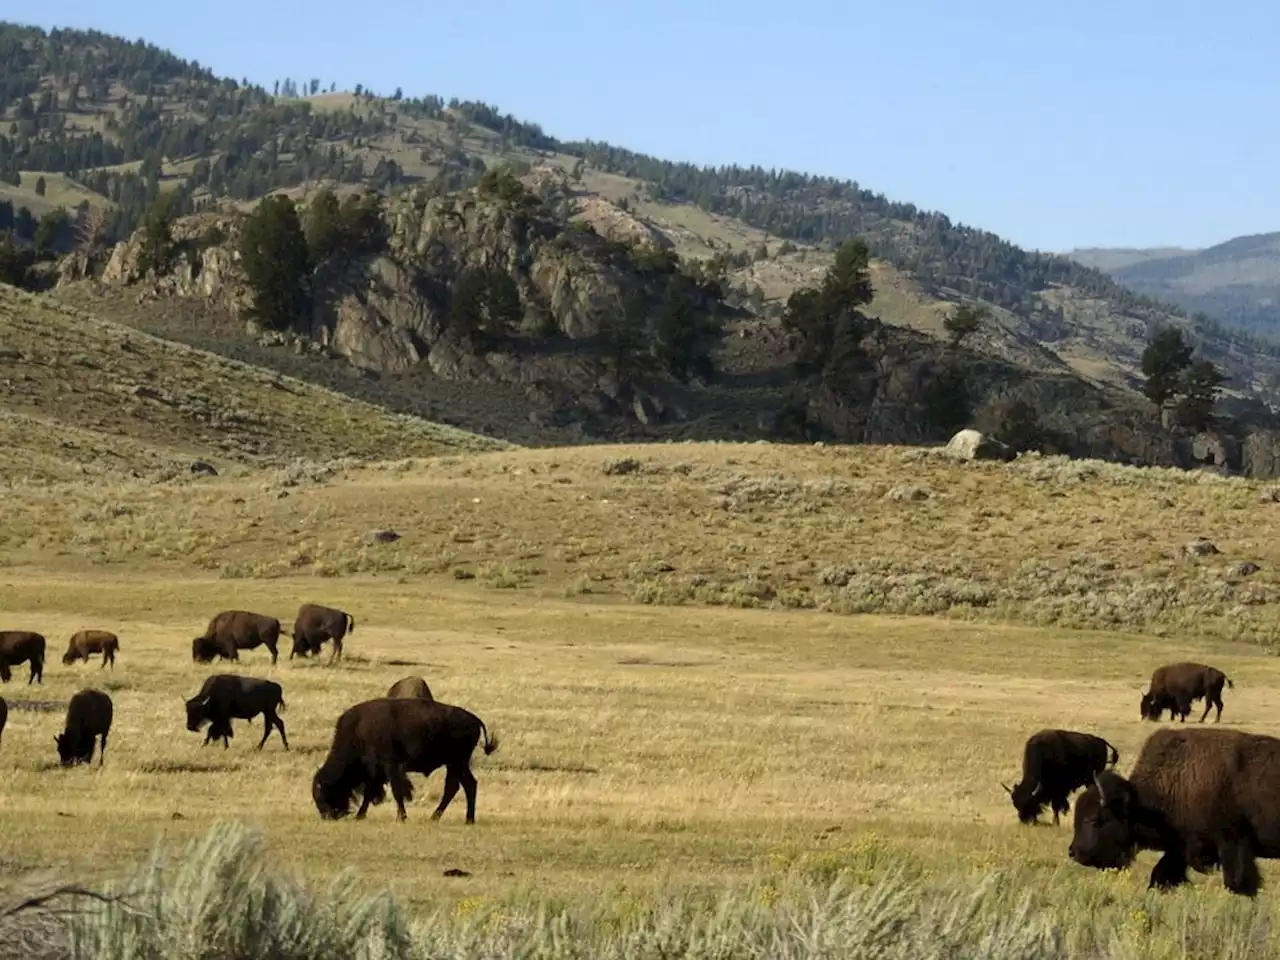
[1066,246,1198,273]
[1066,234,1280,337]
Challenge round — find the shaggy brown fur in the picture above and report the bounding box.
[56,688,113,766]
[62,630,120,669]
[185,674,288,750]
[193,611,286,665]
[386,676,433,701]
[1070,727,1280,896]
[1140,662,1233,723]
[289,603,355,661]
[1003,729,1119,825]
[312,698,497,823]
[0,631,45,684]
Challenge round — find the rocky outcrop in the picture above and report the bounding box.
[572,196,672,251]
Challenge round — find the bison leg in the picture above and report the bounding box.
[431,770,461,821]
[330,636,343,663]
[1220,832,1262,896]
[273,712,289,750]
[1149,851,1190,890]
[98,731,107,766]
[1212,693,1225,722]
[459,766,479,824]
[387,765,413,822]
[267,641,278,665]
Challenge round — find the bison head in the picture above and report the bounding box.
[61,651,77,665]
[185,696,210,732]
[312,769,351,820]
[1004,780,1045,825]
[54,732,81,766]
[1139,691,1161,721]
[1068,771,1140,871]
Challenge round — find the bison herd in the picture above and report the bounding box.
[1005,659,1280,896]
[0,602,499,827]
[2,603,1276,898]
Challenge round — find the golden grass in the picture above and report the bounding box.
[0,562,1276,944]
[0,286,505,480]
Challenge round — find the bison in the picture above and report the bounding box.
[1003,729,1120,825]
[312,697,498,823]
[56,688,113,766]
[289,603,355,662]
[1069,726,1280,896]
[62,630,120,669]
[386,675,433,700]
[0,631,45,684]
[185,674,288,750]
[1140,662,1233,723]
[193,611,286,665]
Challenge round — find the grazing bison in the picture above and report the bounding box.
[62,630,120,669]
[193,611,285,665]
[185,674,288,750]
[1140,662,1233,723]
[1003,729,1120,825]
[312,697,498,823]
[290,603,355,661]
[1069,726,1280,896]
[0,631,45,684]
[56,688,113,766]
[386,675,433,701]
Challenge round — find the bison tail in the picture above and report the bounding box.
[1226,676,1235,689]
[1104,741,1120,767]
[346,614,355,635]
[278,697,287,713]
[479,721,500,756]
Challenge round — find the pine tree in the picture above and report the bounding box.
[239,195,313,331]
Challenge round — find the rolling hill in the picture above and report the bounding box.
[1067,234,1280,339]
[3,20,1280,468]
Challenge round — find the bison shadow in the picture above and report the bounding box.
[139,760,242,775]
[616,656,710,668]
[9,700,65,713]
[494,759,600,775]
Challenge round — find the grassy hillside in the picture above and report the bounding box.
[1065,246,1198,273]
[1070,233,1280,339]
[3,20,1279,412]
[0,284,504,482]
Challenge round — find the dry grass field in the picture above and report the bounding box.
[4,436,1280,955]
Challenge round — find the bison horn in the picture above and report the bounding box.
[1000,781,1012,795]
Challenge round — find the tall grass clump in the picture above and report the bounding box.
[64,821,417,960]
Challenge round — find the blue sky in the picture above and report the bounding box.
[24,1,1279,253]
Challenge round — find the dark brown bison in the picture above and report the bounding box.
[1140,662,1233,723]
[312,697,498,823]
[193,611,286,665]
[1003,729,1120,825]
[62,630,120,669]
[289,603,354,661]
[185,674,288,750]
[0,631,45,684]
[56,688,113,766]
[0,695,7,745]
[386,675,433,700]
[1069,726,1280,896]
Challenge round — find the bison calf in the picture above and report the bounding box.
[1140,662,1233,723]
[1069,726,1280,897]
[386,675,433,701]
[1003,729,1119,825]
[56,688,113,766]
[312,697,498,824]
[62,630,120,669]
[290,603,354,662]
[193,611,285,665]
[0,631,45,684]
[185,674,288,750]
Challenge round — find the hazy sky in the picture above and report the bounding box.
[25,1,1279,252]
